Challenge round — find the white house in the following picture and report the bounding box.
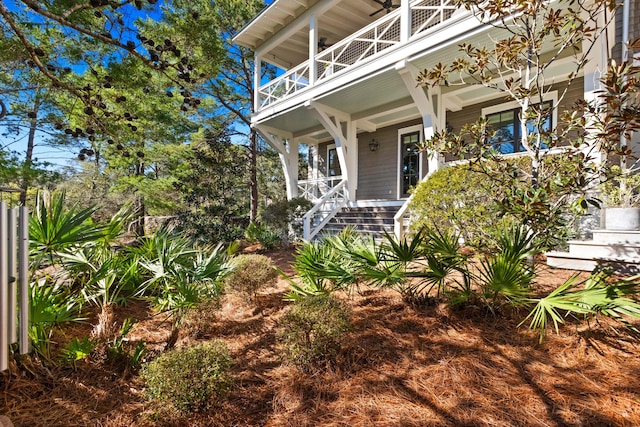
[233,0,639,241]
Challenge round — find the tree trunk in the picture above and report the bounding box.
[20,97,41,206]
[249,128,258,223]
[133,160,145,236]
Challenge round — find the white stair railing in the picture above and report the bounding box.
[297,175,343,203]
[393,194,414,240]
[303,180,349,241]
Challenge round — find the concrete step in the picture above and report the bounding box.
[323,222,393,233]
[567,240,640,258]
[591,229,640,244]
[330,216,394,224]
[546,251,640,274]
[339,206,398,213]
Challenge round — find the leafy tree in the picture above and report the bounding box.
[159,0,270,222]
[417,0,633,248]
[174,128,251,243]
[0,1,225,225]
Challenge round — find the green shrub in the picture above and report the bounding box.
[278,294,351,370]
[260,197,313,243]
[226,254,278,300]
[244,222,282,250]
[141,341,233,413]
[409,164,511,250]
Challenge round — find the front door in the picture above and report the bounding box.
[399,131,420,198]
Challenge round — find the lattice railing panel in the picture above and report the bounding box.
[411,0,457,36]
[316,14,401,82]
[258,0,461,109]
[259,62,310,108]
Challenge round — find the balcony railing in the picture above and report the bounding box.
[315,12,401,82]
[258,62,310,109]
[257,0,459,109]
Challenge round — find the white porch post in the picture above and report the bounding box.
[307,101,357,201]
[581,3,612,167]
[396,60,441,175]
[253,53,262,112]
[254,124,298,200]
[400,0,411,42]
[309,14,318,85]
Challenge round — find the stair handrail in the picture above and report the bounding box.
[303,179,349,241]
[394,164,443,238]
[393,193,415,240]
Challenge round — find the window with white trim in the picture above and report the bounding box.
[482,94,557,155]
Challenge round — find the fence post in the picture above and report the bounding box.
[18,206,29,355]
[0,201,8,371]
[8,208,17,344]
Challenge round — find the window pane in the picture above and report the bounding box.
[525,101,552,150]
[487,110,517,154]
[328,147,341,177]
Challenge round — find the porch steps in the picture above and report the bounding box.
[546,230,640,274]
[319,206,397,238]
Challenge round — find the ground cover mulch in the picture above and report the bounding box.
[1,249,639,426]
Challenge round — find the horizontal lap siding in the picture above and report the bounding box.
[357,118,422,200]
[445,77,585,161]
[612,0,639,64]
[311,78,585,199]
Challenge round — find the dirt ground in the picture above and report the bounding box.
[1,248,639,427]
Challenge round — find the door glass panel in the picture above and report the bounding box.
[327,147,341,177]
[401,131,420,197]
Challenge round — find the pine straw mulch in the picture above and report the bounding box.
[1,250,639,427]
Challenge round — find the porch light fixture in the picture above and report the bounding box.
[369,138,379,151]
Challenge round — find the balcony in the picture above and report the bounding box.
[257,0,458,110]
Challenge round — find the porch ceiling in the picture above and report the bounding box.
[234,0,392,69]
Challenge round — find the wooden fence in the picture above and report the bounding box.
[0,201,29,371]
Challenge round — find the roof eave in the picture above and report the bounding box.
[231,0,282,49]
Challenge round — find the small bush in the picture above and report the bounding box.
[141,341,233,413]
[226,254,278,300]
[181,298,222,339]
[244,222,282,250]
[260,197,313,243]
[278,295,351,370]
[409,164,508,250]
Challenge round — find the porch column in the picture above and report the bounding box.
[307,101,357,201]
[400,0,411,42]
[309,14,318,84]
[581,3,612,167]
[254,124,298,200]
[253,53,262,112]
[396,60,441,175]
